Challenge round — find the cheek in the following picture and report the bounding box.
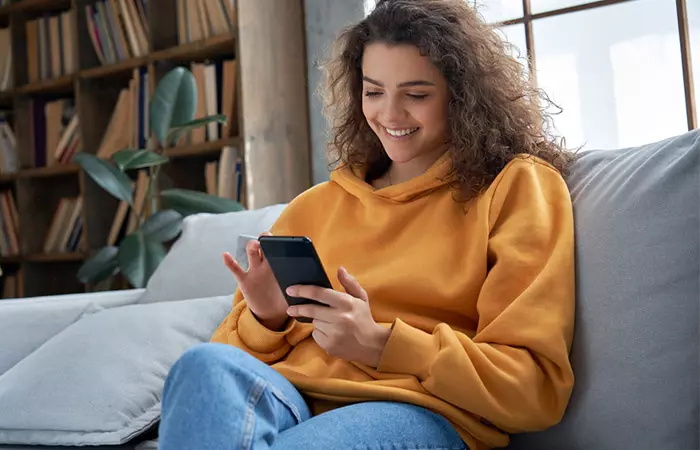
[413,103,448,133]
[362,100,381,129]
[361,99,375,119]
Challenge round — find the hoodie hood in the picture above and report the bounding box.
[330,152,454,203]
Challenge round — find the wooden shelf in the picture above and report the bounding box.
[18,163,79,179]
[7,0,71,15]
[152,34,236,63]
[24,252,85,263]
[166,137,240,159]
[15,74,75,96]
[0,172,16,183]
[81,57,149,80]
[0,255,21,264]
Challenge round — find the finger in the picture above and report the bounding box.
[222,252,246,279]
[246,240,263,269]
[286,285,350,309]
[338,267,368,302]
[287,304,336,322]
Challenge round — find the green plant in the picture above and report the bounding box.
[74,67,244,289]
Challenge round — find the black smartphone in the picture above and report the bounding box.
[258,235,333,323]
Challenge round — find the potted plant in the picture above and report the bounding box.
[74,66,243,289]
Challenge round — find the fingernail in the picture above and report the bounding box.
[287,307,296,316]
[286,287,295,296]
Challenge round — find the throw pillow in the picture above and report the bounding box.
[0,288,144,376]
[0,294,231,446]
[138,203,287,304]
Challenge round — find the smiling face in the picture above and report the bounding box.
[361,42,450,179]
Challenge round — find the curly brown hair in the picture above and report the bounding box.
[319,0,576,201]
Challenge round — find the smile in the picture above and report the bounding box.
[384,127,419,138]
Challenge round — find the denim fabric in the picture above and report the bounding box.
[158,343,467,450]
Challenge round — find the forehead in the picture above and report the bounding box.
[361,43,443,84]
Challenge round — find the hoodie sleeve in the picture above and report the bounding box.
[376,158,576,433]
[209,289,311,364]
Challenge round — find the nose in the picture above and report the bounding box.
[380,96,406,124]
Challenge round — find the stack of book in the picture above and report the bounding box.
[27,98,81,168]
[178,58,237,145]
[204,146,243,202]
[176,0,235,44]
[0,190,19,256]
[96,68,149,159]
[25,11,77,83]
[43,196,83,254]
[0,116,16,175]
[0,27,13,91]
[85,0,150,65]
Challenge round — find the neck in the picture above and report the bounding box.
[386,147,447,185]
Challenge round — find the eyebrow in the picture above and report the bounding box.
[362,76,435,88]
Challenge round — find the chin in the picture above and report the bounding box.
[380,142,423,163]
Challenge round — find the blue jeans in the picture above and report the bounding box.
[158,343,467,450]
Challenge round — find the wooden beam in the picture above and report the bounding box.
[236,0,312,209]
[676,0,697,129]
[522,0,537,84]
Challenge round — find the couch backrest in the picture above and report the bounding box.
[510,129,699,450]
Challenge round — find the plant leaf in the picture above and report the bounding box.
[112,149,169,171]
[77,246,120,284]
[150,67,197,146]
[73,153,133,204]
[161,188,245,216]
[166,114,228,147]
[141,209,183,242]
[117,232,166,288]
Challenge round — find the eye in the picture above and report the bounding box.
[364,91,382,97]
[407,94,428,100]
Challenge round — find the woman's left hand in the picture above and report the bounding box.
[286,267,391,368]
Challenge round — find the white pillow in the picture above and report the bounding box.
[0,294,231,446]
[138,204,287,304]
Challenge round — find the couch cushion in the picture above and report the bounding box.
[0,289,144,376]
[509,129,699,449]
[0,294,231,446]
[138,204,287,304]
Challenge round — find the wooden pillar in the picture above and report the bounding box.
[237,0,312,209]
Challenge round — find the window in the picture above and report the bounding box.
[475,0,699,151]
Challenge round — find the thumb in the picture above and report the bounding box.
[338,267,368,302]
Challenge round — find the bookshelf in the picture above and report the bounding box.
[0,0,312,299]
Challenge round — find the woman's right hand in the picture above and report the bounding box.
[222,232,289,331]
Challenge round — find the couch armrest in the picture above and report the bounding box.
[0,288,146,375]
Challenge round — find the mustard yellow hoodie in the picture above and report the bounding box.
[211,153,576,450]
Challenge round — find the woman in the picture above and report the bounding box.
[158,1,576,449]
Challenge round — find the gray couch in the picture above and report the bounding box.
[0,129,697,450]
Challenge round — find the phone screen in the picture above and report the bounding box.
[259,236,333,322]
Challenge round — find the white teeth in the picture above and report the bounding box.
[385,127,418,137]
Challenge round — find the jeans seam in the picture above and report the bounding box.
[266,383,305,424]
[239,377,266,450]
